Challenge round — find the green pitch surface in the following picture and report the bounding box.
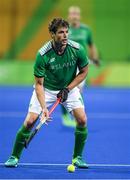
[0,60,130,86]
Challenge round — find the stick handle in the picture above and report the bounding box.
[49,98,61,115]
[36,98,61,129]
[24,98,60,148]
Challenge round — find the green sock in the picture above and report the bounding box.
[12,125,31,159]
[73,126,88,158]
[61,105,68,115]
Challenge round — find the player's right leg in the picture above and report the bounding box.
[5,89,56,167]
[5,90,42,167]
[5,112,39,167]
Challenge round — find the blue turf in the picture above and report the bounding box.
[0,86,130,179]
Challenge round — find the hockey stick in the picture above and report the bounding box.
[24,98,61,148]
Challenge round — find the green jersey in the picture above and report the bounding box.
[34,40,89,90]
[68,24,93,55]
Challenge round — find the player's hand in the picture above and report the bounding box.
[92,59,100,67]
[40,108,49,123]
[57,88,69,103]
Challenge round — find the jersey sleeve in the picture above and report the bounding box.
[34,52,46,77]
[86,28,93,45]
[77,45,89,69]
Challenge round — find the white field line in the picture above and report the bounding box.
[0,162,130,167]
[0,112,130,119]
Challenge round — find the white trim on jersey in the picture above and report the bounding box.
[68,40,80,49]
[39,39,80,56]
[39,41,52,56]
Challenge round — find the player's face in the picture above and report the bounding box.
[53,27,69,46]
[68,9,81,24]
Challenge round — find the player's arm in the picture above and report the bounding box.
[68,45,89,91]
[87,28,100,66]
[34,77,49,120]
[88,44,100,66]
[35,76,46,110]
[57,45,89,102]
[67,45,89,91]
[67,65,88,91]
[57,64,88,102]
[34,52,49,119]
[57,63,88,103]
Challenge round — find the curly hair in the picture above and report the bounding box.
[48,18,69,34]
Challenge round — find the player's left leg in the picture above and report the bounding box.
[72,108,88,168]
[63,87,88,168]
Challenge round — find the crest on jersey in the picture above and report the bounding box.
[49,57,55,63]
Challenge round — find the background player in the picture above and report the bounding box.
[5,18,89,168]
[61,6,100,127]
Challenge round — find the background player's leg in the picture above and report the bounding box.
[72,108,88,168]
[61,105,76,127]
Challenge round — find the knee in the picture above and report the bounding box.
[24,113,38,129]
[76,114,87,127]
[25,119,35,129]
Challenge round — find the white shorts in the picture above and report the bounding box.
[28,87,84,115]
